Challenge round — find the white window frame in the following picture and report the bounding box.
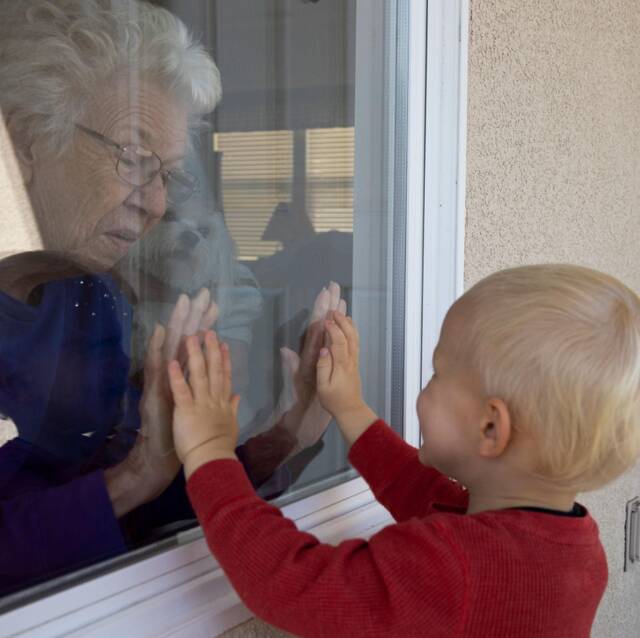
[0,1,468,635]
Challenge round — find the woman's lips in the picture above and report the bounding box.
[104,229,141,250]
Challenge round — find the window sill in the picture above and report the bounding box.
[1,478,392,638]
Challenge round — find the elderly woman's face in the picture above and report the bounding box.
[23,77,188,272]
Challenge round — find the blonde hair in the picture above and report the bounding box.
[0,0,222,156]
[460,264,640,492]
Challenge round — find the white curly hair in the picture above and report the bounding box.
[0,0,222,156]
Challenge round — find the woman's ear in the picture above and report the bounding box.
[12,143,36,187]
[478,397,512,458]
[4,117,36,186]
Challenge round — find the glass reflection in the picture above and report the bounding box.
[0,0,352,598]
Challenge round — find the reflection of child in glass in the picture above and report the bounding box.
[168,264,640,637]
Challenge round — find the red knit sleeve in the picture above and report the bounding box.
[187,459,467,638]
[348,420,469,521]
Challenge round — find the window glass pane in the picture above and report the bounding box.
[0,0,408,606]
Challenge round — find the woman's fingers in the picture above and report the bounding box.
[281,347,301,377]
[327,281,341,311]
[310,286,330,323]
[299,320,324,371]
[145,324,165,377]
[279,347,299,408]
[165,291,215,370]
[200,301,219,332]
[310,281,342,324]
[168,360,193,407]
[165,294,189,358]
[184,288,210,336]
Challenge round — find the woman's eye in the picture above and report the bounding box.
[198,226,210,238]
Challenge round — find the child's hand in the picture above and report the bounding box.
[316,312,378,446]
[168,331,240,478]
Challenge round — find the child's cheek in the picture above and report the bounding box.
[416,386,429,423]
[416,385,437,464]
[418,444,428,466]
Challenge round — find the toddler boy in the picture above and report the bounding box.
[168,264,640,637]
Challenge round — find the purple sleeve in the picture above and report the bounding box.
[0,469,126,595]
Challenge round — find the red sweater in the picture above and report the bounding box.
[187,420,608,637]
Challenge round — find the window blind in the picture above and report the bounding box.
[214,127,354,261]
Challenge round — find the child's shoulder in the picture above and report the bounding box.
[442,504,602,549]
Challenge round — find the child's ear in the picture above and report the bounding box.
[477,398,512,458]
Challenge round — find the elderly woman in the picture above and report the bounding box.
[0,0,334,596]
[0,0,222,595]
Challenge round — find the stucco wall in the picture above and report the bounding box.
[222,0,640,636]
[465,2,640,638]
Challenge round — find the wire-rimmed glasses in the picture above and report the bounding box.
[75,124,198,205]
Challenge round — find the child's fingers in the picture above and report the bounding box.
[167,359,193,406]
[231,394,241,419]
[186,334,209,398]
[324,318,349,364]
[332,312,359,356]
[316,347,332,388]
[220,341,233,399]
[175,336,189,371]
[204,331,224,396]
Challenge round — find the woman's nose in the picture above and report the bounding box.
[135,173,168,220]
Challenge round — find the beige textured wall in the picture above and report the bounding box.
[223,1,640,636]
[465,2,640,638]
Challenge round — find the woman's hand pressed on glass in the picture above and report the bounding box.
[104,288,218,517]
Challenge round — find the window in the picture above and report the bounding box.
[0,0,468,634]
[214,127,356,261]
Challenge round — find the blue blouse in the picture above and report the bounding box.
[0,273,292,597]
[0,274,132,596]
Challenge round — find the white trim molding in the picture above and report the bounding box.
[0,1,469,635]
[405,0,470,447]
[402,0,428,449]
[421,0,469,388]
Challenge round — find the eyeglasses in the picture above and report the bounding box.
[75,124,198,204]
